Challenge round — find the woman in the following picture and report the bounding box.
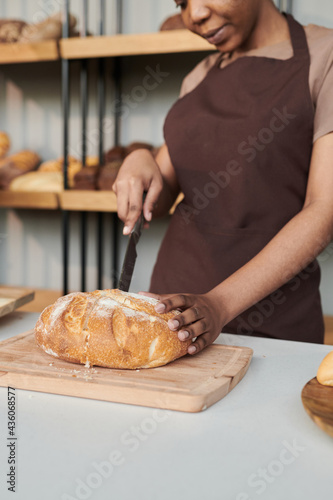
[113,0,333,354]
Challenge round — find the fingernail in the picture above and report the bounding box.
[188,345,196,354]
[155,303,166,313]
[168,319,179,330]
[179,330,189,341]
[146,212,152,221]
[123,226,131,235]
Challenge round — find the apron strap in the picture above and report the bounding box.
[284,13,310,62]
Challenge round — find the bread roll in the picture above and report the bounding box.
[0,150,40,171]
[0,20,27,43]
[0,132,10,159]
[97,160,122,190]
[35,289,191,369]
[317,351,333,386]
[9,171,63,192]
[39,156,82,187]
[19,12,77,43]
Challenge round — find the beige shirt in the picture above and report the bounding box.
[179,24,333,143]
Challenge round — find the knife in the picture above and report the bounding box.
[117,196,146,292]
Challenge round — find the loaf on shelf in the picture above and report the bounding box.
[97,160,122,190]
[18,12,78,43]
[0,132,10,159]
[9,171,63,193]
[39,156,82,188]
[0,20,27,43]
[0,150,40,189]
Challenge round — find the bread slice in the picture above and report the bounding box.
[35,289,191,369]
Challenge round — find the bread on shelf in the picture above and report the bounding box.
[35,289,191,369]
[0,150,40,189]
[39,156,82,188]
[19,12,77,43]
[0,20,27,43]
[97,160,122,190]
[0,132,10,159]
[9,171,63,193]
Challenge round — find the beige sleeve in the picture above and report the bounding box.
[312,37,333,142]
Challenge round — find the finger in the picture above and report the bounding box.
[114,181,129,225]
[167,306,205,331]
[155,294,193,315]
[187,332,218,355]
[123,182,144,235]
[175,318,208,340]
[143,178,162,222]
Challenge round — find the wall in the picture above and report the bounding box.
[1,0,333,315]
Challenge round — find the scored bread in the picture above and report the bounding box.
[317,351,333,386]
[35,289,192,369]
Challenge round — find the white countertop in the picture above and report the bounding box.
[0,311,332,500]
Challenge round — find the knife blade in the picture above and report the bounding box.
[117,205,145,292]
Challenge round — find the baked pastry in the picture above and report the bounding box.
[0,20,27,43]
[159,14,186,31]
[317,351,333,386]
[0,150,40,171]
[97,160,122,190]
[39,156,82,188]
[9,171,63,192]
[19,12,77,43]
[73,165,99,190]
[104,146,127,163]
[0,150,40,189]
[35,289,191,369]
[0,132,10,159]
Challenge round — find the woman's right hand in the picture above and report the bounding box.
[112,148,164,235]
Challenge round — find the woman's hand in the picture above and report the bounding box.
[112,149,164,235]
[140,291,225,355]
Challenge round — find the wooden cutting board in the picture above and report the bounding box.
[0,286,34,318]
[0,331,253,413]
[301,377,333,437]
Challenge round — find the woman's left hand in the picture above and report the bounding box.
[139,291,225,355]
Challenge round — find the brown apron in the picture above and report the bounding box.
[150,14,324,344]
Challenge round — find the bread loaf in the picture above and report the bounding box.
[18,12,77,43]
[0,150,40,171]
[35,289,191,369]
[9,171,63,192]
[97,160,122,190]
[317,351,333,386]
[0,20,27,43]
[0,132,10,159]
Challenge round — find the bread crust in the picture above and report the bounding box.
[317,351,333,386]
[35,290,192,369]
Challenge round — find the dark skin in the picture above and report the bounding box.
[114,1,333,355]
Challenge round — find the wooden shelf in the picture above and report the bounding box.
[0,40,59,64]
[60,30,214,59]
[0,190,184,213]
[60,190,118,212]
[0,191,59,209]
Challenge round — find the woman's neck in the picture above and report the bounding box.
[236,1,290,55]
